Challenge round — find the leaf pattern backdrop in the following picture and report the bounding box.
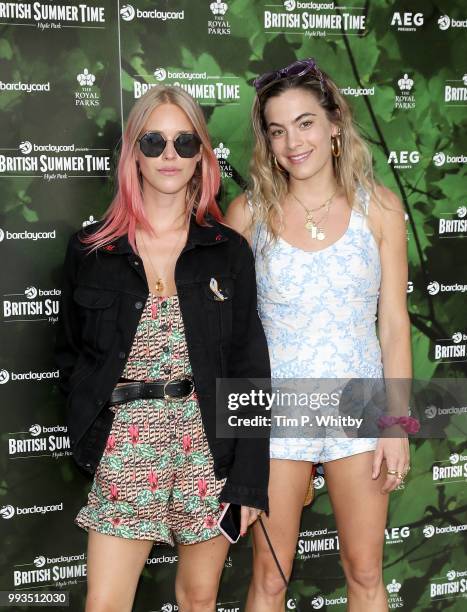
[0,0,465,609]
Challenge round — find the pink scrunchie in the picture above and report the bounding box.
[377,415,420,434]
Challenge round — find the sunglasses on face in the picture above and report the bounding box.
[138,131,202,158]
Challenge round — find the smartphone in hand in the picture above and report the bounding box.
[217,503,241,543]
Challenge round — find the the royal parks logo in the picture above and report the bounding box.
[120,4,184,22]
[208,0,231,35]
[0,140,110,181]
[386,579,404,607]
[390,11,424,32]
[75,68,100,107]
[264,1,365,38]
[133,67,241,104]
[214,143,233,179]
[438,15,467,30]
[395,73,415,110]
[0,2,105,29]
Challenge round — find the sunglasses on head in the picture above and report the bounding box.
[138,131,202,158]
[253,58,325,93]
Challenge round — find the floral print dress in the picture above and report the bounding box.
[75,293,226,546]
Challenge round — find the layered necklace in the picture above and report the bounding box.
[289,189,337,241]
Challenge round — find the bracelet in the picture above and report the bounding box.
[377,415,420,434]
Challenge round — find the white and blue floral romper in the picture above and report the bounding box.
[250,187,383,462]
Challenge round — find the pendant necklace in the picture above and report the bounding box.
[137,222,187,296]
[289,190,336,241]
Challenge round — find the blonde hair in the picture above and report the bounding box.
[82,85,221,253]
[249,69,377,241]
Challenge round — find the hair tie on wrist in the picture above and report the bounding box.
[377,415,420,434]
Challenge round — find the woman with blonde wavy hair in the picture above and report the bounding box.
[55,84,270,611]
[226,59,412,611]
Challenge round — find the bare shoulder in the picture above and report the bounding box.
[374,184,404,212]
[370,185,406,243]
[224,192,254,243]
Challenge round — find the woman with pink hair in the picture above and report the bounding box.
[55,85,270,611]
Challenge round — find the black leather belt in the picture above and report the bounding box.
[108,377,195,406]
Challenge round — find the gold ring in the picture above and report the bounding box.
[387,469,398,476]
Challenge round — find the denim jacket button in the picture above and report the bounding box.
[135,301,143,309]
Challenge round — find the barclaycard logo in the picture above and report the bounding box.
[34,556,46,568]
[311,596,324,609]
[438,15,450,29]
[433,151,467,166]
[120,4,136,21]
[438,15,467,30]
[311,594,346,608]
[120,4,184,21]
[19,140,32,154]
[0,505,15,519]
[154,68,167,81]
[313,475,325,489]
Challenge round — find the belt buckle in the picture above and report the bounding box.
[163,377,194,402]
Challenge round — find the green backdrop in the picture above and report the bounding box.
[0,0,466,610]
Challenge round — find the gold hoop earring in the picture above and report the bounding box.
[272,155,287,174]
[331,131,342,158]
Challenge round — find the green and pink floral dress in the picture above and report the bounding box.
[75,293,226,546]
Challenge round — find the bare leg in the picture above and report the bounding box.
[176,534,230,612]
[85,529,154,612]
[324,451,389,612]
[245,459,312,612]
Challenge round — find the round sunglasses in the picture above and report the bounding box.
[138,131,201,158]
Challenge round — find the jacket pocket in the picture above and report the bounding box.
[73,285,119,352]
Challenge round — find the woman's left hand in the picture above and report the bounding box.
[372,435,410,494]
[240,506,263,536]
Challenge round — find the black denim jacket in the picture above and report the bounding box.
[54,214,271,511]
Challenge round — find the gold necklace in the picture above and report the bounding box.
[289,190,337,241]
[137,223,187,295]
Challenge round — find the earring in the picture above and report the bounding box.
[272,155,287,174]
[331,130,342,158]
